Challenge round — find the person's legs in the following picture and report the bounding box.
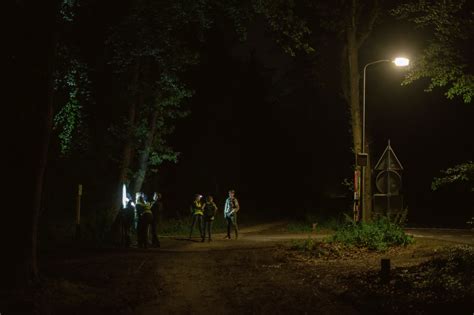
[232,214,238,239]
[197,215,203,239]
[226,217,232,238]
[143,213,153,248]
[208,220,213,241]
[201,219,207,242]
[123,220,132,247]
[137,216,144,248]
[151,213,160,246]
[189,215,196,238]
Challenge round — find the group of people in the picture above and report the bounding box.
[120,189,240,248]
[189,189,240,242]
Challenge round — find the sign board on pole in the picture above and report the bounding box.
[357,153,368,167]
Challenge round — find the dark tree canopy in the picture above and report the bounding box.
[393,0,474,103]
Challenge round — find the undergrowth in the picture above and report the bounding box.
[329,217,414,250]
[347,245,474,313]
[291,216,414,252]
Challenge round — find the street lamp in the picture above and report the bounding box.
[360,57,409,222]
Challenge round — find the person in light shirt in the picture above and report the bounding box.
[223,189,239,239]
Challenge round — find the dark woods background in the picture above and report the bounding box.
[8,0,473,244]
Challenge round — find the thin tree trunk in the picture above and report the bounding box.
[131,110,160,194]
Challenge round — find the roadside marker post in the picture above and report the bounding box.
[380,258,391,283]
[75,184,82,240]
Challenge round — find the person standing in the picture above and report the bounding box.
[121,199,135,247]
[224,189,239,239]
[189,194,204,240]
[151,192,163,247]
[202,195,218,242]
[137,196,153,248]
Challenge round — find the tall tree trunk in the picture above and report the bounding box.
[113,61,141,216]
[2,1,58,288]
[341,0,379,222]
[131,110,160,194]
[346,30,362,157]
[118,102,137,187]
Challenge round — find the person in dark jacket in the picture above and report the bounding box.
[150,192,163,247]
[121,199,135,247]
[202,195,218,242]
[137,196,153,248]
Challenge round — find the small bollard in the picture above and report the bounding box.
[380,258,391,283]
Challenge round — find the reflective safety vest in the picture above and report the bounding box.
[191,200,204,215]
[144,202,153,214]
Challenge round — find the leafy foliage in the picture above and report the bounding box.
[431,161,474,192]
[329,217,414,251]
[106,0,213,190]
[59,0,78,22]
[53,48,91,155]
[392,0,474,103]
[107,0,211,73]
[290,238,318,252]
[137,73,193,173]
[253,0,315,56]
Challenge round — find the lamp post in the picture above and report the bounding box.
[360,57,409,223]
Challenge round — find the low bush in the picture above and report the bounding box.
[329,217,414,251]
[290,238,318,252]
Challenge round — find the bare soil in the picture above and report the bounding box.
[2,223,473,314]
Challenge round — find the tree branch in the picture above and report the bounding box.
[357,0,380,48]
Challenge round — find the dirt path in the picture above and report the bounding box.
[31,222,473,315]
[134,222,352,315]
[405,228,474,245]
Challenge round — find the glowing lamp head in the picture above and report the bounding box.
[393,57,409,67]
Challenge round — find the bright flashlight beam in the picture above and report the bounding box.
[393,57,409,67]
[122,184,127,208]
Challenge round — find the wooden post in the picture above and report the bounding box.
[380,258,391,283]
[75,184,82,240]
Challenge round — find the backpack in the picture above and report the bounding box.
[204,202,217,217]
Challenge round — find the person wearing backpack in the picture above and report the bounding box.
[202,195,218,242]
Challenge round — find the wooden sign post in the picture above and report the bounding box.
[75,184,82,240]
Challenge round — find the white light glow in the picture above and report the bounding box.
[393,57,409,67]
[122,184,127,208]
